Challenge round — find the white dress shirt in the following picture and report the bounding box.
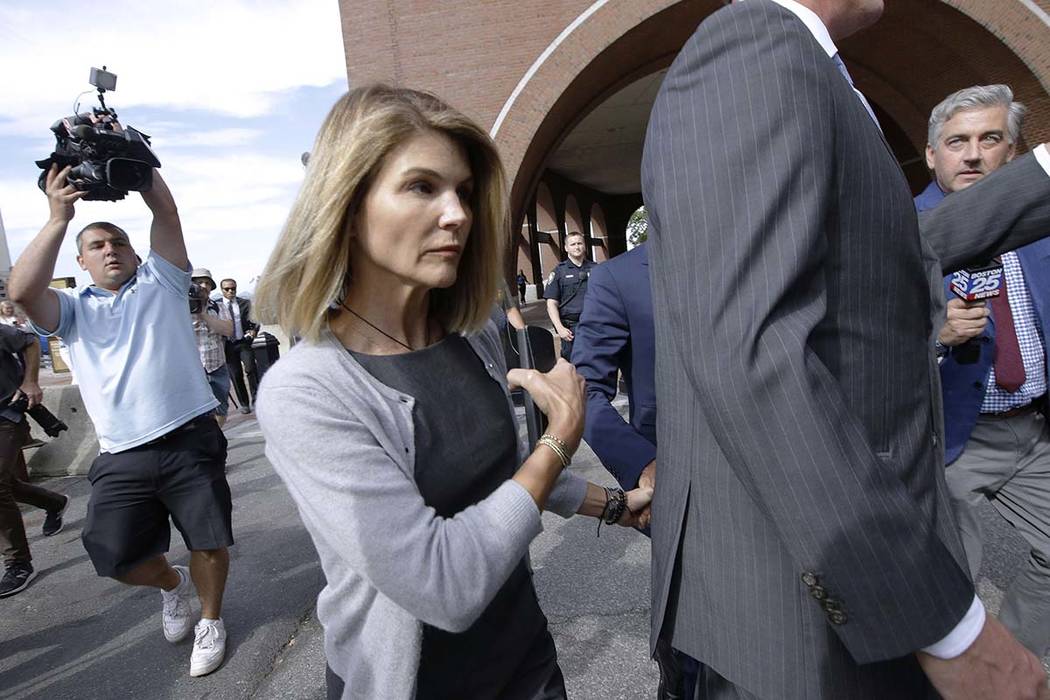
[227,298,244,341]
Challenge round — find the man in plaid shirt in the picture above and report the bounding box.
[191,269,233,427]
[916,84,1050,659]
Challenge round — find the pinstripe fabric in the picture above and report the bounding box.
[642,2,1050,698]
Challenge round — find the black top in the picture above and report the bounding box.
[547,258,596,319]
[350,334,550,698]
[0,325,34,423]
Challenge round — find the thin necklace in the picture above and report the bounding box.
[339,300,428,352]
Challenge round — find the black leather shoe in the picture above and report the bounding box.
[655,637,685,700]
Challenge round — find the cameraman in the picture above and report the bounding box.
[190,269,233,427]
[9,163,233,678]
[0,323,68,598]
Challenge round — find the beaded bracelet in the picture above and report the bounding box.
[604,487,627,524]
[597,487,627,537]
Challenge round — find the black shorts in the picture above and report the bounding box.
[82,415,233,578]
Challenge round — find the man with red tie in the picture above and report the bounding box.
[918,84,1050,660]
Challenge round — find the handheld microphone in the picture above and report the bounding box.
[949,260,1004,302]
[948,258,1003,364]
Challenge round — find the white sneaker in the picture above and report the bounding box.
[190,618,227,677]
[161,565,194,643]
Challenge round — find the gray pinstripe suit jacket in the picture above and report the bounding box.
[641,2,1050,698]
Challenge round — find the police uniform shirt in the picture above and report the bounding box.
[549,258,596,320]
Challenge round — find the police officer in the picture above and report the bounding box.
[546,231,596,360]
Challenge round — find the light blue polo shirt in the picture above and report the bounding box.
[33,252,218,453]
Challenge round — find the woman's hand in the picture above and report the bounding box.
[510,360,585,508]
[617,486,654,528]
[507,358,585,453]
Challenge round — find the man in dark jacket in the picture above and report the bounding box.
[918,84,1050,659]
[0,323,68,597]
[219,279,260,414]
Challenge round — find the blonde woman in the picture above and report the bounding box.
[254,85,651,699]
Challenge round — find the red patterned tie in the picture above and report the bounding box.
[990,283,1025,392]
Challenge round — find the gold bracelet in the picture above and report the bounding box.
[536,435,570,467]
[537,436,570,467]
[540,432,570,453]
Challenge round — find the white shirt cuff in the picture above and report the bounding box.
[921,594,985,659]
[1034,143,1050,177]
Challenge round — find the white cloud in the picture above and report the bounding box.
[0,0,347,137]
[153,128,265,149]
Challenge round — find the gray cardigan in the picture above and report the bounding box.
[256,324,587,699]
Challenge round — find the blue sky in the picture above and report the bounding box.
[0,0,348,291]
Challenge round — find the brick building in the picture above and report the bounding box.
[338,0,1050,287]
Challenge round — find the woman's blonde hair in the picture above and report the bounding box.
[255,84,508,342]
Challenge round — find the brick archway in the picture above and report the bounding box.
[490,0,718,230]
[476,0,1050,230]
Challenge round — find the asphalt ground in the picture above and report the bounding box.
[0,397,659,700]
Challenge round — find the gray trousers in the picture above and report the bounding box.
[946,409,1050,657]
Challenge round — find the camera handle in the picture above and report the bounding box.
[94,66,116,119]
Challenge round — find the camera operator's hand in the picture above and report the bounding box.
[45,165,85,224]
[86,111,123,133]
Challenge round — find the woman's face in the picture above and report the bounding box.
[0,302,13,316]
[350,130,474,294]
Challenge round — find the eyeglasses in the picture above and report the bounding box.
[221,287,236,292]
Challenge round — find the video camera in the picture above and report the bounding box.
[189,282,209,315]
[35,67,161,202]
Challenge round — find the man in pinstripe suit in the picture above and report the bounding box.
[641,0,1050,698]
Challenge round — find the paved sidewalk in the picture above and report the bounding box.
[0,417,326,699]
[0,403,659,699]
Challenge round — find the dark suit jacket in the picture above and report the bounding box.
[917,181,1050,464]
[571,245,656,490]
[641,2,1050,697]
[224,296,259,345]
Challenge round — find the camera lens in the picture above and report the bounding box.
[69,161,107,187]
[106,159,153,191]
